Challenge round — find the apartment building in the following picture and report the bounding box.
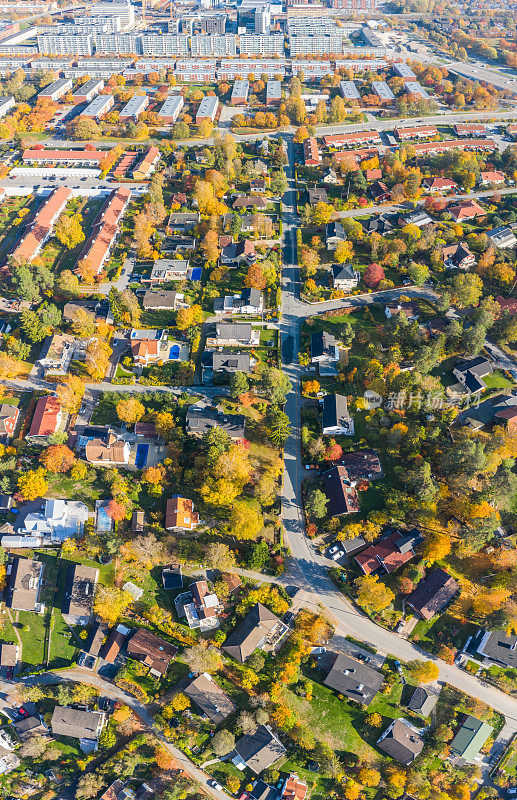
[217,58,286,79]
[196,95,218,123]
[37,33,93,56]
[141,34,189,56]
[30,58,73,72]
[77,188,131,276]
[72,78,104,104]
[239,33,285,55]
[323,131,382,147]
[372,80,395,101]
[406,81,429,98]
[230,79,249,105]
[175,58,216,82]
[291,59,332,78]
[290,34,345,55]
[90,0,135,27]
[394,62,416,81]
[12,187,71,265]
[38,77,72,101]
[94,33,142,54]
[395,125,438,140]
[119,94,148,120]
[190,34,237,56]
[0,95,14,118]
[333,0,379,8]
[157,94,184,123]
[82,94,114,119]
[454,123,486,136]
[303,137,320,166]
[340,80,360,100]
[266,79,282,105]
[335,57,387,71]
[134,57,177,73]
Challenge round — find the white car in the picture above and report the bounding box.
[208,780,223,792]
[328,544,344,560]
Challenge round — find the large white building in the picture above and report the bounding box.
[157,94,184,123]
[94,33,142,54]
[175,58,216,82]
[39,78,72,101]
[90,0,135,28]
[290,34,345,55]
[0,95,14,117]
[217,58,285,79]
[190,34,237,56]
[142,34,189,56]
[37,33,93,55]
[119,93,148,119]
[239,33,284,55]
[82,93,114,119]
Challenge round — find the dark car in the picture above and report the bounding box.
[355,652,372,664]
[17,707,29,718]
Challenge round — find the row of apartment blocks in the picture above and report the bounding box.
[1,55,396,82]
[33,32,383,58]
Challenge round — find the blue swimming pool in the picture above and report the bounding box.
[190,267,202,281]
[169,344,180,360]
[135,443,149,469]
[96,503,112,532]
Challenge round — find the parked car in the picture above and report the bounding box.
[355,652,372,664]
[328,544,344,561]
[394,660,404,676]
[207,779,223,791]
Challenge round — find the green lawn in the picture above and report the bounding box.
[483,372,514,390]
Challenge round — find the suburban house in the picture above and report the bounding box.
[308,188,327,205]
[62,563,99,625]
[407,686,439,716]
[207,321,260,348]
[447,199,486,222]
[384,302,420,323]
[472,629,517,668]
[404,568,459,619]
[232,195,268,211]
[126,628,177,677]
[223,602,286,663]
[325,221,346,250]
[206,352,252,376]
[100,624,130,664]
[322,394,354,436]
[84,620,109,659]
[311,331,339,364]
[231,725,286,774]
[423,177,457,192]
[144,259,190,284]
[453,356,493,394]
[399,210,432,227]
[369,180,391,202]
[0,404,19,439]
[331,263,360,291]
[11,715,47,742]
[5,557,44,612]
[131,510,145,533]
[339,450,382,481]
[15,499,89,543]
[488,226,517,249]
[480,170,505,186]
[175,579,222,631]
[363,214,394,234]
[167,212,200,232]
[377,719,424,764]
[442,242,476,271]
[37,334,88,376]
[321,466,360,516]
[165,496,199,531]
[26,396,64,444]
[85,431,131,467]
[0,643,18,671]
[496,296,517,315]
[142,290,185,311]
[214,288,263,315]
[449,716,493,763]
[184,673,236,724]
[355,528,422,575]
[186,405,246,440]
[51,707,106,747]
[281,773,308,800]
[220,240,256,266]
[319,650,383,706]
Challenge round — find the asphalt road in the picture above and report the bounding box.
[278,136,517,727]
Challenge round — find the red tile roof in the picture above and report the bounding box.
[27,396,61,438]
[77,188,131,275]
[355,530,415,575]
[23,149,105,162]
[12,187,72,264]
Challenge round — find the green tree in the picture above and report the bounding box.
[408,261,429,287]
[305,489,328,519]
[261,366,292,404]
[265,406,291,446]
[230,371,248,399]
[212,730,235,756]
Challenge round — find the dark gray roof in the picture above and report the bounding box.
[454,357,492,378]
[184,673,236,724]
[62,563,98,620]
[326,221,346,240]
[377,719,424,764]
[85,620,108,657]
[186,407,246,439]
[311,330,336,359]
[250,779,280,800]
[223,603,281,663]
[339,450,382,481]
[6,557,43,612]
[241,288,261,307]
[477,630,517,667]
[162,565,183,590]
[216,321,253,340]
[331,264,357,283]
[143,290,178,309]
[211,352,251,373]
[233,724,286,774]
[11,715,46,740]
[321,466,360,516]
[51,707,103,740]
[322,393,350,430]
[322,652,383,706]
[341,536,367,555]
[406,568,459,620]
[408,686,438,716]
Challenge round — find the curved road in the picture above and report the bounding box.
[278,139,517,729]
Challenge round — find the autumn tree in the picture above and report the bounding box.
[311,202,335,227]
[54,213,85,250]
[76,258,98,284]
[116,396,145,425]
[106,499,127,522]
[245,263,267,290]
[17,468,48,501]
[212,730,235,756]
[406,659,440,684]
[363,262,385,288]
[227,500,263,540]
[40,444,76,473]
[0,353,24,380]
[85,340,111,381]
[355,575,394,614]
[94,586,132,626]
[184,643,223,674]
[56,375,85,415]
